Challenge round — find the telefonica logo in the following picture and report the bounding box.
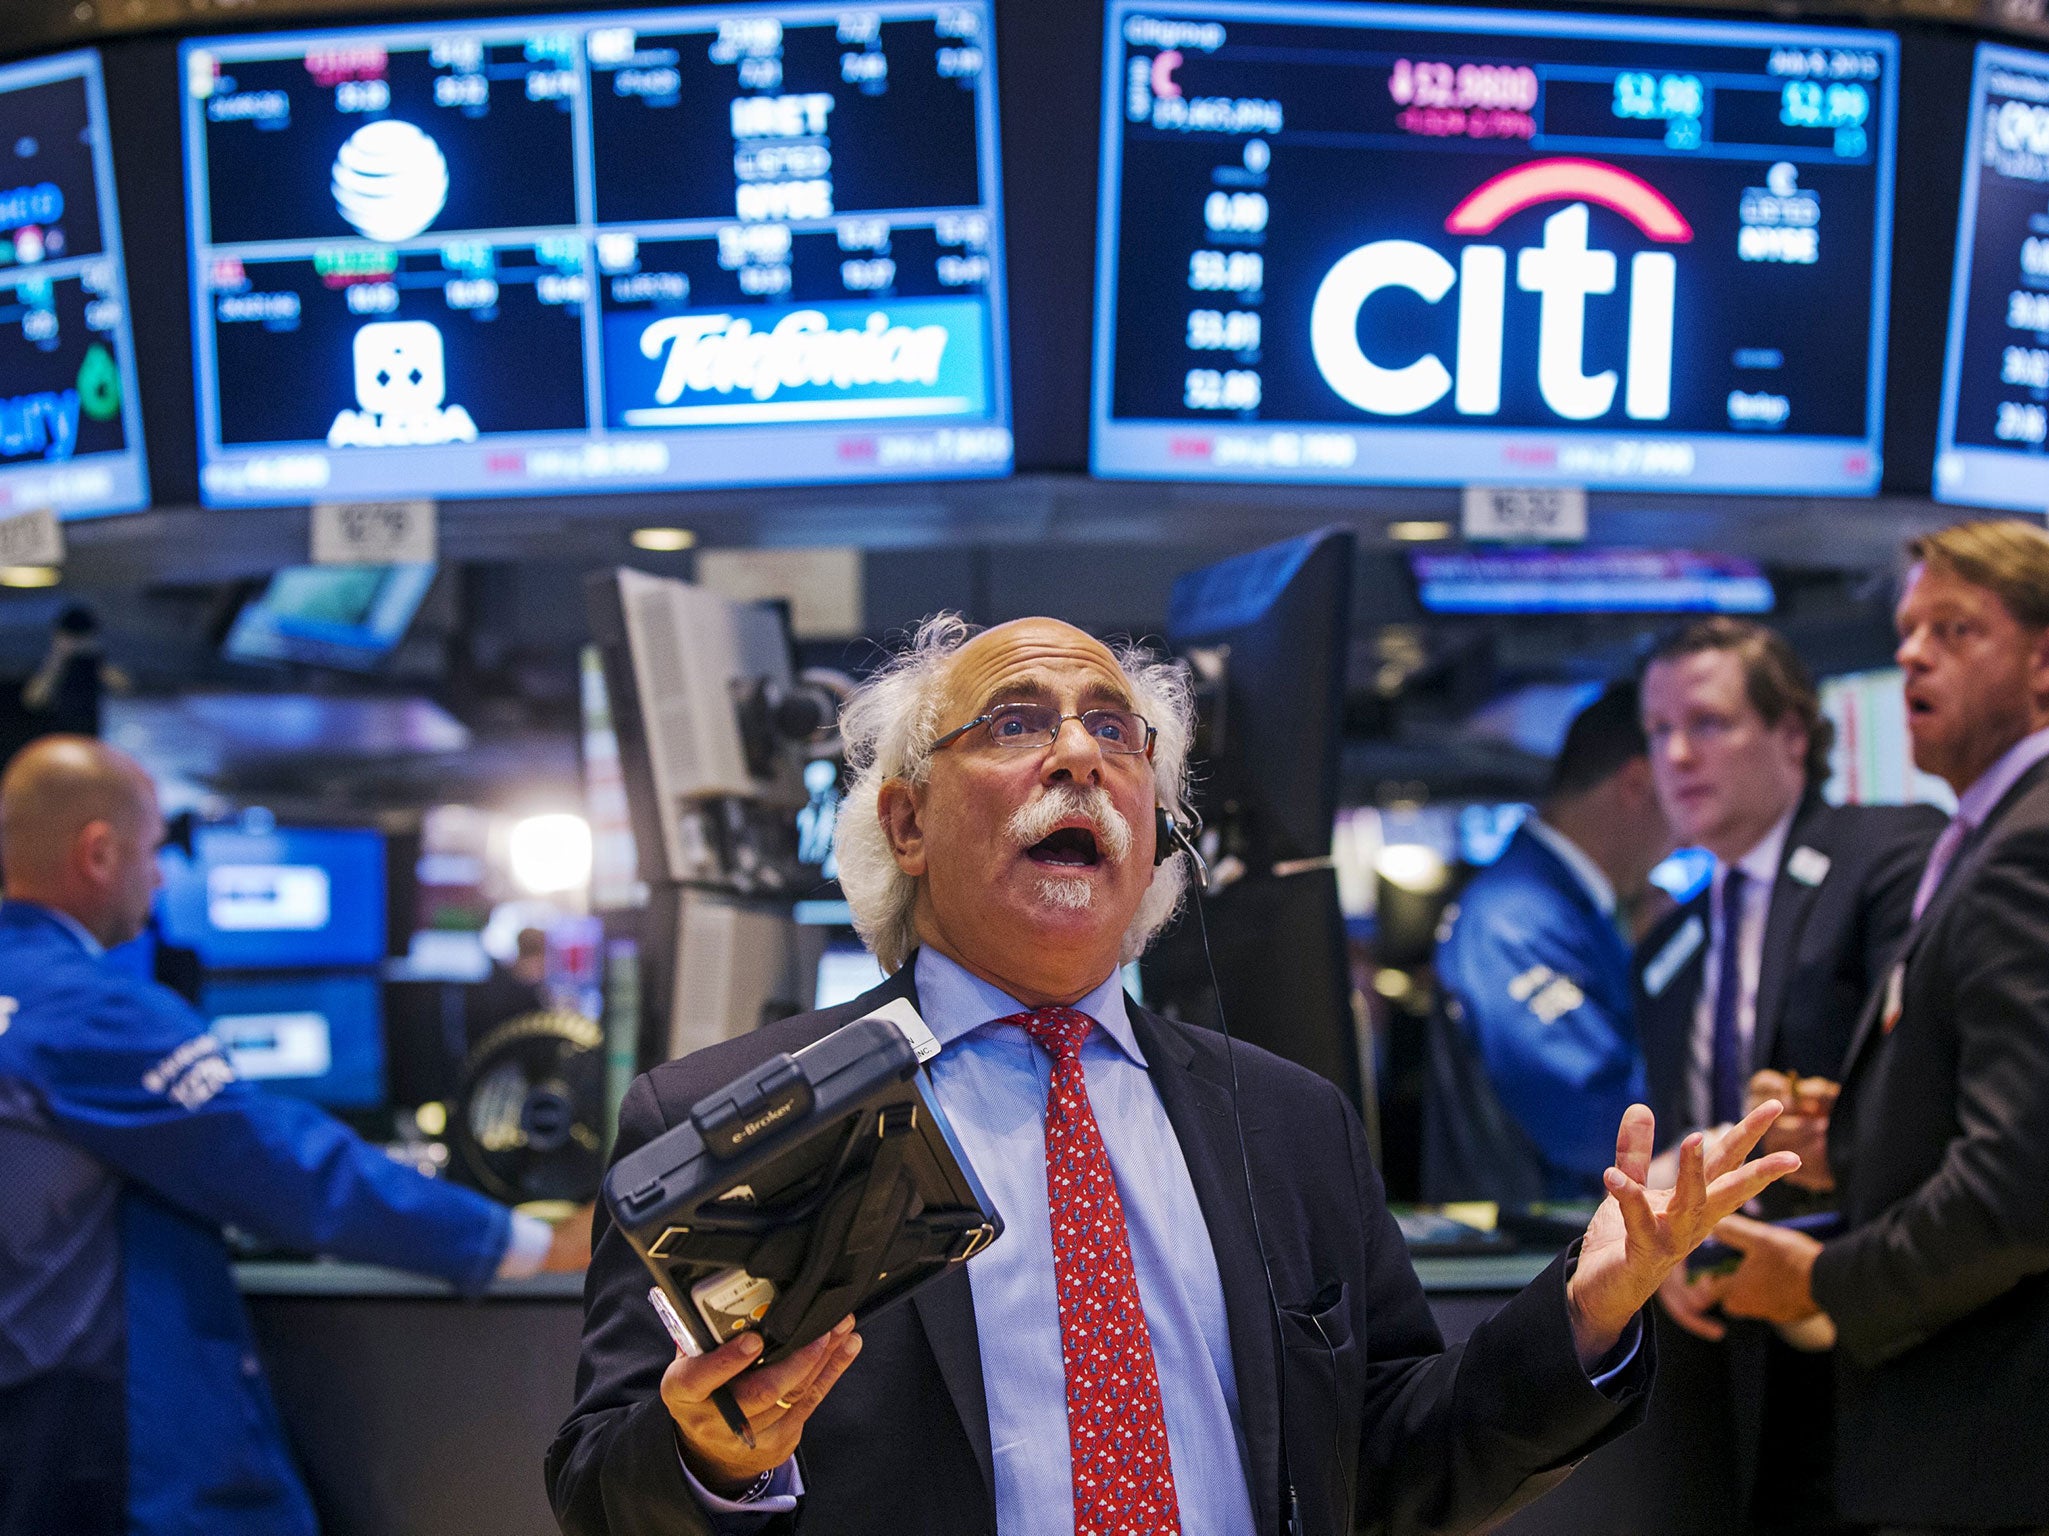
[1311,158,1691,422]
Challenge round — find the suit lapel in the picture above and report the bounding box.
[852,961,1000,1504]
[1840,763,2049,1080]
[1751,802,1829,1072]
[908,1268,994,1498]
[1129,1003,1283,1536]
[1638,900,1708,1130]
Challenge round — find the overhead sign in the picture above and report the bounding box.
[1092,2,1898,493]
[1936,43,2049,510]
[181,2,1011,507]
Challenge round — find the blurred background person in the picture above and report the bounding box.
[1426,683,1670,1204]
[1630,618,1941,1534]
[467,923,552,1047]
[1717,519,2049,1534]
[0,737,589,1536]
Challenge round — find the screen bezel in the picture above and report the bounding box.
[1089,0,1902,495]
[177,1,1014,507]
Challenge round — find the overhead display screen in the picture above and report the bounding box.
[1936,43,2049,510]
[1093,3,1897,493]
[181,3,1009,508]
[0,51,149,520]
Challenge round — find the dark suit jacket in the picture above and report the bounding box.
[1633,796,1942,1144]
[548,964,1651,1536]
[1595,798,1937,1530]
[1812,758,2049,1529]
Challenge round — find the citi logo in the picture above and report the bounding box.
[1311,158,1691,423]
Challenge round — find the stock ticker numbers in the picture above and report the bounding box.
[181,3,1010,507]
[1092,3,1897,493]
[0,51,149,519]
[1937,44,2049,510]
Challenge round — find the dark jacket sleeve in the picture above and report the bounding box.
[547,1073,750,1536]
[1812,836,2049,1366]
[1341,1081,1653,1535]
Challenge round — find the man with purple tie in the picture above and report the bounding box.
[1716,520,2049,1534]
[550,613,1798,1536]
[1617,621,1938,1535]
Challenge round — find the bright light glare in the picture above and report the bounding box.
[508,813,593,895]
[0,566,61,588]
[1388,520,1453,543]
[1375,842,1449,893]
[631,526,697,551]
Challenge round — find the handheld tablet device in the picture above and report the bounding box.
[605,1008,1002,1368]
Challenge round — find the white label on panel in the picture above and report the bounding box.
[1461,485,1588,543]
[207,864,333,932]
[312,500,437,565]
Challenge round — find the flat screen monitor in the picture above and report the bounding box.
[203,972,385,1110]
[160,824,388,969]
[0,50,149,519]
[224,563,436,670]
[1092,3,1897,493]
[1935,43,2049,510]
[1411,548,1774,614]
[814,939,885,1010]
[180,3,1010,507]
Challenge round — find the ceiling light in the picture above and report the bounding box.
[1388,520,1453,543]
[0,566,61,588]
[508,813,593,895]
[631,527,696,552]
[1375,842,1450,894]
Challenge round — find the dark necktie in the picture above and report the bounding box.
[1710,867,1748,1125]
[999,1005,1182,1536]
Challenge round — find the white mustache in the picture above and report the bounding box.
[1006,784,1134,865]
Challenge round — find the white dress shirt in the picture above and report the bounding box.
[1688,809,1794,1129]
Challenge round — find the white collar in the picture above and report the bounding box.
[1525,818,1617,918]
[1726,805,1797,892]
[1956,725,2049,829]
[911,947,1143,1066]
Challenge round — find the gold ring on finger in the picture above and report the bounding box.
[773,1393,799,1410]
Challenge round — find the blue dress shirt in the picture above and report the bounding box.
[915,947,1258,1536]
[695,948,1639,1531]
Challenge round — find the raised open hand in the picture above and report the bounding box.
[1564,1101,1801,1366]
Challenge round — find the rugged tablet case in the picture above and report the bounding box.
[604,1012,1003,1363]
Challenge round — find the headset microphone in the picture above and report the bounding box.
[1157,800,1309,1535]
[1153,804,1212,886]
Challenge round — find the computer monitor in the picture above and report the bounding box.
[203,971,385,1111]
[0,49,149,518]
[815,939,886,1011]
[1936,42,2049,509]
[223,563,436,671]
[1167,525,1353,867]
[180,2,1011,506]
[1146,529,1363,1107]
[1091,1,1898,494]
[159,824,388,970]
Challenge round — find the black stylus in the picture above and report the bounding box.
[711,1383,755,1448]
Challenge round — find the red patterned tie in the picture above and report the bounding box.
[999,1005,1182,1536]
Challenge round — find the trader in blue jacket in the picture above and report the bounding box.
[0,735,587,1536]
[1427,684,1672,1203]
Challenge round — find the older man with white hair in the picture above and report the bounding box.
[549,615,1799,1536]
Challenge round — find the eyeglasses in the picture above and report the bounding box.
[931,701,1156,756]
